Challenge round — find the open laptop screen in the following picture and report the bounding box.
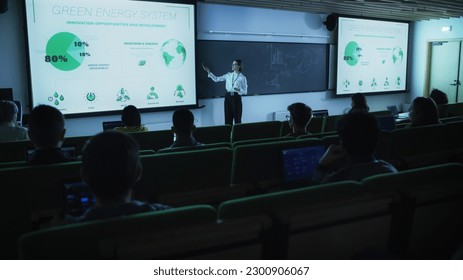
[63,181,95,217]
[282,145,326,183]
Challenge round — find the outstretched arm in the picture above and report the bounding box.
[201,63,210,74]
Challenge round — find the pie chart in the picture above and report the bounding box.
[45,32,86,71]
[344,41,362,67]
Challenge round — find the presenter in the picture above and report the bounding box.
[202,59,248,125]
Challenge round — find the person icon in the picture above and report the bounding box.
[147,86,158,100]
[174,85,186,98]
[202,59,248,125]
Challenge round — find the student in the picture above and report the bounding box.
[68,131,170,223]
[202,59,248,125]
[429,88,449,105]
[349,92,369,113]
[27,105,77,165]
[285,102,313,137]
[0,100,28,142]
[114,105,148,133]
[408,97,442,127]
[312,111,397,183]
[170,108,202,148]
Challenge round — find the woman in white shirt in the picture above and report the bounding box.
[202,59,248,125]
[0,100,28,142]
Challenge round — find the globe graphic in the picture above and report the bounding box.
[392,46,403,64]
[161,39,186,69]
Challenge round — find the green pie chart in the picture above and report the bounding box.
[344,41,361,67]
[45,32,85,71]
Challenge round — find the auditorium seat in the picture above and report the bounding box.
[231,138,323,189]
[19,205,270,260]
[0,140,33,163]
[219,181,396,259]
[63,135,91,156]
[362,163,463,259]
[444,120,463,161]
[232,137,292,149]
[321,115,342,133]
[230,121,282,142]
[134,148,241,206]
[0,161,82,258]
[157,142,231,154]
[194,124,232,144]
[128,130,174,151]
[387,124,447,169]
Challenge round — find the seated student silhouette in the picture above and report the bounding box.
[349,92,370,113]
[114,105,148,133]
[27,105,77,165]
[407,97,442,128]
[67,131,170,223]
[170,109,203,148]
[285,102,313,137]
[429,88,449,105]
[312,111,397,183]
[0,100,28,142]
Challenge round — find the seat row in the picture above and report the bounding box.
[0,110,396,163]
[17,162,463,260]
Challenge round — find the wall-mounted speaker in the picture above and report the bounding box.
[0,0,8,14]
[323,14,337,31]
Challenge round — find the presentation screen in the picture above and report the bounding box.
[24,0,197,116]
[336,17,409,96]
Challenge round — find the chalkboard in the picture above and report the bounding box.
[196,40,329,99]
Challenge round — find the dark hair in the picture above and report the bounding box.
[172,108,194,134]
[28,105,65,147]
[82,131,140,199]
[121,105,141,127]
[350,93,369,113]
[287,102,312,128]
[337,111,379,157]
[429,89,448,105]
[409,97,440,127]
[234,59,243,72]
[0,100,18,123]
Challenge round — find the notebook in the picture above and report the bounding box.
[63,181,95,217]
[25,146,77,162]
[281,145,327,183]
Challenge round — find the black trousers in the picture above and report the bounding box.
[224,92,242,125]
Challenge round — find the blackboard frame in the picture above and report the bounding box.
[196,40,329,99]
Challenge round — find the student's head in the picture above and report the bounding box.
[28,105,65,148]
[121,105,142,127]
[0,100,18,124]
[350,93,369,113]
[409,97,440,127]
[429,89,448,105]
[232,59,243,72]
[81,131,141,201]
[172,108,195,135]
[337,111,380,158]
[287,102,312,131]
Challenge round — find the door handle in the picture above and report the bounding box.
[450,80,461,86]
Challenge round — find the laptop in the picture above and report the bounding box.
[63,181,95,217]
[281,145,326,185]
[25,146,77,162]
[102,120,124,131]
[313,109,329,118]
[387,105,409,119]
